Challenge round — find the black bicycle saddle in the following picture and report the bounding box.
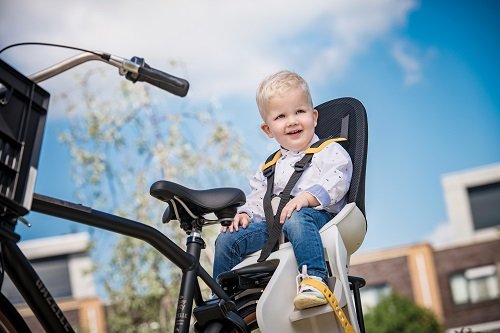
[150,180,246,217]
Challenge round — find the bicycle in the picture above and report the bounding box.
[0,43,368,333]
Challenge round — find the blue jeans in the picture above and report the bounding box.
[213,208,334,282]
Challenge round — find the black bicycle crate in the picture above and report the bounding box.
[0,59,50,217]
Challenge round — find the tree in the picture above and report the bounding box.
[58,67,252,332]
[364,293,442,333]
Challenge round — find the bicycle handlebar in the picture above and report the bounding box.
[126,56,189,97]
[28,51,189,97]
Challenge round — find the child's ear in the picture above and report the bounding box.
[313,109,319,127]
[260,123,274,138]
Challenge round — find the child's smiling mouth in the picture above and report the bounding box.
[287,129,302,135]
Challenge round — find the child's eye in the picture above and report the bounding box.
[297,109,306,114]
[274,114,284,120]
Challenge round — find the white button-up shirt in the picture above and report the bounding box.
[238,135,353,222]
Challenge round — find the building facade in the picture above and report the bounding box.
[350,163,500,332]
[350,238,500,332]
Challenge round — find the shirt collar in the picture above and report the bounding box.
[280,134,320,156]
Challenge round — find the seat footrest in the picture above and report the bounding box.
[289,275,365,324]
[289,303,335,322]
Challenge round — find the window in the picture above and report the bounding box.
[468,181,500,231]
[3,256,72,304]
[450,264,499,305]
[360,283,391,310]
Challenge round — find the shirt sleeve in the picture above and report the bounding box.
[237,167,267,222]
[303,142,353,211]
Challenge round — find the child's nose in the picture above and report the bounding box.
[287,115,298,126]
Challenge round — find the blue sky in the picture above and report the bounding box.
[1,0,499,255]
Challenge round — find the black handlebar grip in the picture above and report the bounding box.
[138,64,189,97]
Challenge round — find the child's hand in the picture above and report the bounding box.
[279,192,319,224]
[221,212,251,233]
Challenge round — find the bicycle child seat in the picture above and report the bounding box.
[227,97,368,333]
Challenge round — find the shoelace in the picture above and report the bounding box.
[296,265,325,293]
[295,265,309,292]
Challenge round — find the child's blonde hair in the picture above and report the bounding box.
[256,70,313,119]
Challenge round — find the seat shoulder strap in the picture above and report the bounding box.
[261,150,281,174]
[261,136,346,173]
[304,136,347,154]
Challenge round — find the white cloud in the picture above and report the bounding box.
[391,39,437,86]
[425,222,454,248]
[1,0,417,101]
[391,40,422,85]
[307,0,416,82]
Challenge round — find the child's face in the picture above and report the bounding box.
[260,87,318,152]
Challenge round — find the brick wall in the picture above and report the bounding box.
[350,256,414,300]
[434,239,500,329]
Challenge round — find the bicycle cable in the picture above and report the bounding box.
[0,42,103,56]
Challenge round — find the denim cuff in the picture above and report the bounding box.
[306,269,329,284]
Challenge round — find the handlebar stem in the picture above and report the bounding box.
[28,51,139,84]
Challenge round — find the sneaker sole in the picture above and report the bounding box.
[293,294,328,310]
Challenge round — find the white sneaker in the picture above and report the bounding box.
[293,266,328,310]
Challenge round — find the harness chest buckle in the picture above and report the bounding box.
[271,196,280,216]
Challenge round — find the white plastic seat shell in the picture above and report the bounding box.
[233,202,367,333]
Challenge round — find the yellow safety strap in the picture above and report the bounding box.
[261,137,347,171]
[301,278,355,333]
[304,137,347,154]
[261,151,282,171]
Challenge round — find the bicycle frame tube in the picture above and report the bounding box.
[30,193,231,305]
[0,224,75,333]
[32,193,195,267]
[175,230,205,333]
[31,193,227,296]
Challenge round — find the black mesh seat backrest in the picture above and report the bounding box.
[314,97,368,218]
